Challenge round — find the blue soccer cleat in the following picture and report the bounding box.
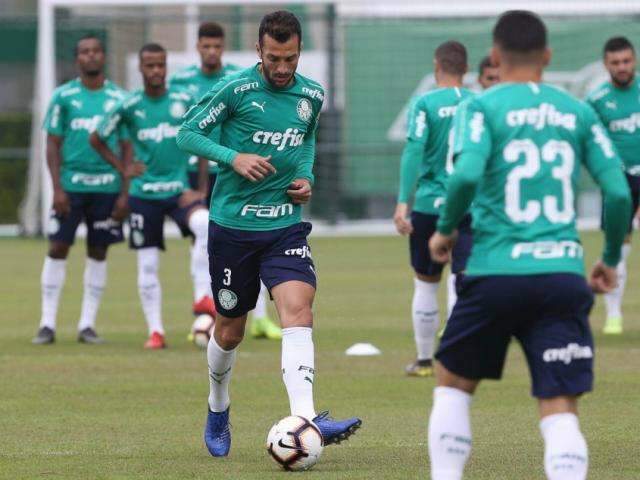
[312,411,362,445]
[204,407,231,457]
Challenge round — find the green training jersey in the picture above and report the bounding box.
[178,64,323,231]
[398,87,474,214]
[97,86,194,200]
[170,63,241,174]
[587,77,640,175]
[43,78,126,193]
[442,82,624,276]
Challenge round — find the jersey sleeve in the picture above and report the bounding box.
[397,97,428,203]
[295,95,324,184]
[43,90,66,136]
[96,98,128,141]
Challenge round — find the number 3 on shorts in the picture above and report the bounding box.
[223,268,232,286]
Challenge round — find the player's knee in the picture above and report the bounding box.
[538,395,579,418]
[188,207,209,241]
[435,362,478,394]
[87,245,107,261]
[281,301,313,328]
[214,319,245,349]
[48,242,70,259]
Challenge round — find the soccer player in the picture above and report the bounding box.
[586,36,640,334]
[477,55,500,90]
[177,10,361,456]
[32,35,129,345]
[427,11,630,480]
[170,22,280,341]
[393,41,474,377]
[90,43,213,349]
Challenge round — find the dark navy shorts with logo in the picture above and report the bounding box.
[128,195,203,250]
[410,212,472,275]
[436,273,595,398]
[188,171,217,208]
[208,221,316,317]
[601,172,640,233]
[48,191,123,247]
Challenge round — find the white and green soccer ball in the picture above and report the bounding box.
[266,415,323,471]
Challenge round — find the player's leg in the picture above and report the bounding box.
[33,193,83,344]
[249,281,281,340]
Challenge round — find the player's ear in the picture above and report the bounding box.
[255,41,261,59]
[542,47,552,67]
[489,46,500,69]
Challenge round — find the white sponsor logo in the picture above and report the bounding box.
[285,245,312,259]
[511,241,583,260]
[240,203,294,218]
[251,101,266,113]
[93,218,121,234]
[60,87,81,98]
[302,87,324,101]
[103,99,117,112]
[141,181,184,193]
[470,112,485,143]
[71,173,117,186]
[218,289,238,310]
[543,343,593,364]
[297,98,313,123]
[506,103,576,131]
[415,111,427,138]
[591,124,615,158]
[134,109,146,119]
[198,102,226,129]
[137,123,179,142]
[70,115,102,132]
[438,105,457,118]
[70,99,83,110]
[609,112,640,133]
[170,101,186,119]
[252,129,305,151]
[605,100,617,110]
[233,82,259,94]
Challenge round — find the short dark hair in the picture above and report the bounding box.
[199,22,225,39]
[258,10,302,46]
[478,55,494,75]
[74,34,104,57]
[493,10,547,54]
[604,36,635,56]
[139,43,166,59]
[434,41,467,76]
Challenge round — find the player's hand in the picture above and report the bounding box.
[393,203,413,235]
[429,231,458,264]
[111,193,130,222]
[589,260,618,294]
[178,189,205,208]
[123,161,146,179]
[232,153,276,182]
[52,188,70,216]
[286,179,312,204]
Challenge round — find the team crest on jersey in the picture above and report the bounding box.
[170,101,187,119]
[103,99,117,112]
[296,98,312,123]
[218,289,238,310]
[132,229,145,247]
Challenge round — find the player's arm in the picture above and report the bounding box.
[395,98,428,235]
[430,98,490,263]
[196,157,210,197]
[177,82,275,182]
[42,93,70,216]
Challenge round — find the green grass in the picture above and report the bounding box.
[0,233,639,479]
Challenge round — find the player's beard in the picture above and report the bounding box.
[262,64,294,89]
[84,68,102,77]
[613,71,635,87]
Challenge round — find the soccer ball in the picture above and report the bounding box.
[266,416,324,471]
[190,314,214,349]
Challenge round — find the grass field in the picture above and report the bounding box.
[1,233,639,479]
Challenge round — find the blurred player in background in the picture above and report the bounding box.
[91,43,213,349]
[477,55,500,89]
[177,10,361,457]
[170,21,280,341]
[427,11,630,480]
[587,36,640,334]
[33,35,129,345]
[393,41,473,377]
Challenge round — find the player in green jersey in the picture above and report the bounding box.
[394,41,474,377]
[33,35,132,346]
[91,43,214,350]
[477,55,500,90]
[170,21,280,341]
[426,12,631,480]
[177,10,361,457]
[587,36,640,334]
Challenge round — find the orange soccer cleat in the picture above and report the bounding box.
[144,331,167,349]
[193,295,217,318]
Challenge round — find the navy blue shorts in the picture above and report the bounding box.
[601,172,640,233]
[436,273,595,398]
[47,191,123,247]
[128,195,202,250]
[188,171,217,209]
[410,212,472,276]
[208,221,316,317]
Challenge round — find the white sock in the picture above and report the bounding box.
[428,386,473,480]
[412,278,440,361]
[252,281,269,318]
[77,258,107,331]
[137,247,164,335]
[447,273,457,318]
[604,244,630,319]
[40,257,67,330]
[540,413,588,480]
[207,335,236,412]
[282,327,316,420]
[188,208,212,301]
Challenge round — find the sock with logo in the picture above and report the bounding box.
[446,273,457,318]
[188,208,212,301]
[77,258,107,331]
[604,243,630,319]
[207,334,237,412]
[540,413,588,480]
[253,282,269,318]
[282,327,316,420]
[40,256,67,330]
[428,386,473,480]
[137,247,164,335]
[413,278,440,361]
